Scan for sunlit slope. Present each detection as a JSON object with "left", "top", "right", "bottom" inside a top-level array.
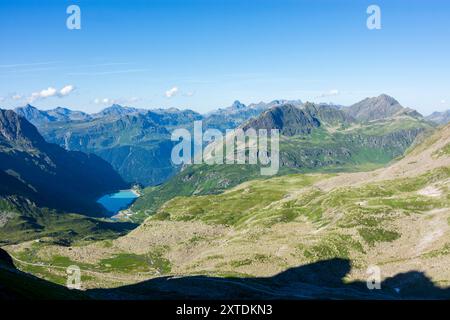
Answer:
[
  {"left": 126, "top": 123, "right": 450, "bottom": 283},
  {"left": 9, "top": 124, "right": 449, "bottom": 292}
]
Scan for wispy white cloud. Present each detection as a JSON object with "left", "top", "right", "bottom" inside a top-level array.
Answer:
[
  {"left": 165, "top": 86, "right": 179, "bottom": 98},
  {"left": 12, "top": 94, "right": 22, "bottom": 101},
  {"left": 0, "top": 61, "right": 61, "bottom": 68},
  {"left": 93, "top": 97, "right": 141, "bottom": 105},
  {"left": 77, "top": 62, "right": 132, "bottom": 68},
  {"left": 28, "top": 85, "right": 76, "bottom": 102},
  {"left": 129, "top": 97, "right": 140, "bottom": 103},
  {"left": 68, "top": 69, "right": 150, "bottom": 76},
  {"left": 0, "top": 62, "right": 134, "bottom": 76},
  {"left": 59, "top": 85, "right": 75, "bottom": 96},
  {"left": 317, "top": 89, "right": 340, "bottom": 98},
  {"left": 94, "top": 98, "right": 117, "bottom": 105},
  {"left": 441, "top": 99, "right": 446, "bottom": 104},
  {"left": 41, "top": 87, "right": 58, "bottom": 98}
]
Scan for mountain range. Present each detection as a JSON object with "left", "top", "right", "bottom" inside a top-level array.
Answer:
[
  {"left": 4, "top": 94, "right": 437, "bottom": 224},
  {"left": 11, "top": 95, "right": 444, "bottom": 189}
]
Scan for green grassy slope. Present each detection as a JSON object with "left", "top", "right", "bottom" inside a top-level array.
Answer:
[
  {"left": 131, "top": 118, "right": 433, "bottom": 222},
  {"left": 0, "top": 197, "right": 137, "bottom": 246}
]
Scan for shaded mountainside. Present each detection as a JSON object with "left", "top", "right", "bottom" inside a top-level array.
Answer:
[
  {"left": 243, "top": 103, "right": 320, "bottom": 136},
  {"left": 4, "top": 123, "right": 449, "bottom": 299},
  {"left": 88, "top": 258, "right": 450, "bottom": 300},
  {"left": 303, "top": 102, "right": 355, "bottom": 127},
  {"left": 0, "top": 109, "right": 126, "bottom": 215}
]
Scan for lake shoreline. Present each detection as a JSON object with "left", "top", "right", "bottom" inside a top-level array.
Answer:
[{"left": 97, "top": 189, "right": 140, "bottom": 218}]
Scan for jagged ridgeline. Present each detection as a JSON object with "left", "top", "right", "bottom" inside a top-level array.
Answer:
[{"left": 132, "top": 96, "right": 434, "bottom": 220}]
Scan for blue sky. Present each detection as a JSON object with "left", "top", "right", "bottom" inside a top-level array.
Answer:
[{"left": 0, "top": 0, "right": 449, "bottom": 115}]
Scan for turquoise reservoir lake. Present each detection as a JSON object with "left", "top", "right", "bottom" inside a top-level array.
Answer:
[{"left": 97, "top": 190, "right": 138, "bottom": 216}]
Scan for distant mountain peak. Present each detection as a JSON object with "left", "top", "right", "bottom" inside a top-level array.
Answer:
[
  {"left": 94, "top": 104, "right": 140, "bottom": 118},
  {"left": 53, "top": 106, "right": 70, "bottom": 111},
  {"left": 109, "top": 103, "right": 124, "bottom": 109},
  {"left": 426, "top": 109, "right": 450, "bottom": 125},
  {"left": 17, "top": 104, "right": 40, "bottom": 112},
  {"left": 345, "top": 94, "right": 421, "bottom": 122},
  {"left": 376, "top": 94, "right": 400, "bottom": 105},
  {"left": 231, "top": 100, "right": 246, "bottom": 109},
  {"left": 14, "top": 104, "right": 56, "bottom": 125},
  {"left": 101, "top": 104, "right": 127, "bottom": 112}
]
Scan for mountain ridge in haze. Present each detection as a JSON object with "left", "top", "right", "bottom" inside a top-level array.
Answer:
[
  {"left": 426, "top": 110, "right": 450, "bottom": 125},
  {"left": 10, "top": 94, "right": 436, "bottom": 187}
]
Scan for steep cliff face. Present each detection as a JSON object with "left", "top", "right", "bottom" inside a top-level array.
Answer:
[
  {"left": 243, "top": 103, "right": 321, "bottom": 136},
  {"left": 0, "top": 107, "right": 47, "bottom": 148},
  {"left": 279, "top": 127, "right": 427, "bottom": 169},
  {"left": 303, "top": 102, "right": 355, "bottom": 127}
]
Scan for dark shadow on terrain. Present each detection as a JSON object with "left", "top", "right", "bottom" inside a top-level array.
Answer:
[
  {"left": 0, "top": 248, "right": 87, "bottom": 299},
  {"left": 91, "top": 258, "right": 450, "bottom": 300},
  {"left": 1, "top": 248, "right": 449, "bottom": 300}
]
